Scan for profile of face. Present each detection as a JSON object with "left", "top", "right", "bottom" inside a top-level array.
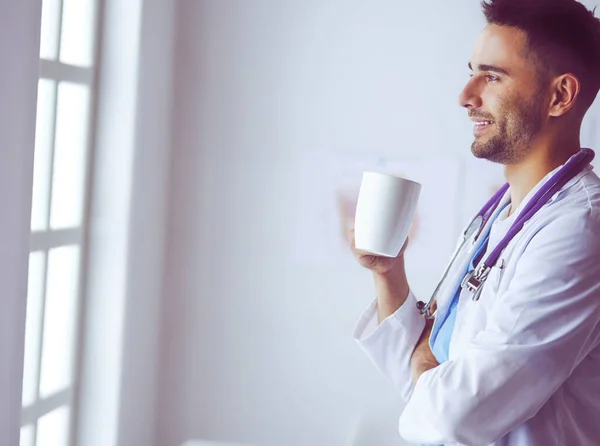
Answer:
[{"left": 459, "top": 25, "right": 550, "bottom": 164}]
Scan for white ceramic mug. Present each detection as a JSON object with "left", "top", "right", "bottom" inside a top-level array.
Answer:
[{"left": 354, "top": 171, "right": 421, "bottom": 257}]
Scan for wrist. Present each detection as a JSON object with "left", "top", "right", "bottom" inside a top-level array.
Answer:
[
  {"left": 374, "top": 253, "right": 407, "bottom": 278},
  {"left": 373, "top": 262, "right": 410, "bottom": 305}
]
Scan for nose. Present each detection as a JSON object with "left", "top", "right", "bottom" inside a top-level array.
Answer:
[{"left": 458, "top": 77, "right": 482, "bottom": 109}]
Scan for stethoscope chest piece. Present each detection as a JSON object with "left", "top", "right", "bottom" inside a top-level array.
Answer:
[
  {"left": 461, "top": 264, "right": 491, "bottom": 301},
  {"left": 417, "top": 148, "right": 595, "bottom": 316}
]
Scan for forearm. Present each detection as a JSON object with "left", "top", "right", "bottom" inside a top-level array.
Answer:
[
  {"left": 373, "top": 259, "right": 410, "bottom": 324},
  {"left": 353, "top": 284, "right": 426, "bottom": 401}
]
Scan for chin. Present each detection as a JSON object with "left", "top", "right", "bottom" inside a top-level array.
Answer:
[
  {"left": 471, "top": 141, "right": 503, "bottom": 164},
  {"left": 471, "top": 142, "right": 488, "bottom": 159}
]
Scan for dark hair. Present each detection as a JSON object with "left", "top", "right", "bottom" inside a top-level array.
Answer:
[{"left": 481, "top": 0, "right": 600, "bottom": 111}]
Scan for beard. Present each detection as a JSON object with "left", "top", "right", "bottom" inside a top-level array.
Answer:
[{"left": 471, "top": 91, "right": 545, "bottom": 165}]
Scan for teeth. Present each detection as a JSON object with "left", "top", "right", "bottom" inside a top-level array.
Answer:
[{"left": 476, "top": 121, "right": 492, "bottom": 125}]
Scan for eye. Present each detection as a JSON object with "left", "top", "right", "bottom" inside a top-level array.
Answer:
[{"left": 486, "top": 74, "right": 500, "bottom": 82}]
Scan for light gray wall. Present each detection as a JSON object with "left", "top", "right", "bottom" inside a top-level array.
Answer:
[
  {"left": 157, "top": 2, "right": 482, "bottom": 446},
  {"left": 0, "top": 2, "right": 41, "bottom": 445},
  {"left": 155, "top": 1, "right": 600, "bottom": 446},
  {"left": 76, "top": 1, "right": 175, "bottom": 446},
  {"left": 116, "top": 0, "right": 175, "bottom": 444}
]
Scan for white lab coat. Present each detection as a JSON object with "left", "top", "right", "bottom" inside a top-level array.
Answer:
[{"left": 354, "top": 159, "right": 600, "bottom": 446}]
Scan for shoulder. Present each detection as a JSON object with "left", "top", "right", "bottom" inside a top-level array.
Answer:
[
  {"left": 555, "top": 168, "right": 600, "bottom": 213},
  {"left": 524, "top": 171, "right": 600, "bottom": 266}
]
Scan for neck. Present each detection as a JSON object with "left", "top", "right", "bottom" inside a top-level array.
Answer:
[{"left": 504, "top": 138, "right": 581, "bottom": 216}]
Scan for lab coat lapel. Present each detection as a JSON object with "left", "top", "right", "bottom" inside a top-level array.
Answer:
[{"left": 431, "top": 193, "right": 510, "bottom": 340}]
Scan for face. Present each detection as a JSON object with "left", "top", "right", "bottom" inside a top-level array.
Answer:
[{"left": 459, "top": 25, "right": 549, "bottom": 164}]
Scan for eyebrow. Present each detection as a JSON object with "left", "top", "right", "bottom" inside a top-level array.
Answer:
[{"left": 468, "top": 62, "right": 510, "bottom": 76}]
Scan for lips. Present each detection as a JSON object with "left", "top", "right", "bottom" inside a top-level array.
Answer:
[{"left": 471, "top": 118, "right": 495, "bottom": 134}]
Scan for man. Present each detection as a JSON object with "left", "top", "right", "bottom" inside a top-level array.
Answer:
[{"left": 349, "top": 1, "right": 600, "bottom": 445}]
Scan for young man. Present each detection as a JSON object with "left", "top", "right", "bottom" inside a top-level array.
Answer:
[{"left": 350, "top": 1, "right": 600, "bottom": 445}]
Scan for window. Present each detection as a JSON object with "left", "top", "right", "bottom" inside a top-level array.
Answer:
[{"left": 21, "top": 0, "right": 99, "bottom": 445}]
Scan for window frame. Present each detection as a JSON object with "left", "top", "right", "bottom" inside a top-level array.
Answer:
[{"left": 21, "top": 0, "right": 102, "bottom": 444}]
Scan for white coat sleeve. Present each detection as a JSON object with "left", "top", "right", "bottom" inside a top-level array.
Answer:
[
  {"left": 398, "top": 211, "right": 600, "bottom": 446},
  {"left": 353, "top": 290, "right": 426, "bottom": 402}
]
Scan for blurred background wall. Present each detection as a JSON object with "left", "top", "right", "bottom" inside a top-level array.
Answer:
[
  {"left": 153, "top": 1, "right": 598, "bottom": 446},
  {"left": 12, "top": 1, "right": 600, "bottom": 446}
]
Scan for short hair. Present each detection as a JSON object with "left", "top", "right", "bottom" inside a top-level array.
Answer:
[{"left": 481, "top": 0, "right": 600, "bottom": 111}]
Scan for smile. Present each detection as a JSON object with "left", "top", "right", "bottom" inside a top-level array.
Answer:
[{"left": 473, "top": 120, "right": 494, "bottom": 134}]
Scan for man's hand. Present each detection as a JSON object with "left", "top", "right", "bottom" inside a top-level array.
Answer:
[
  {"left": 348, "top": 229, "right": 411, "bottom": 322},
  {"left": 410, "top": 318, "right": 439, "bottom": 385},
  {"left": 348, "top": 228, "right": 409, "bottom": 275}
]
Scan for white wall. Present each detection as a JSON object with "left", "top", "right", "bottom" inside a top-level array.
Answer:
[
  {"left": 0, "top": 2, "right": 41, "bottom": 445},
  {"left": 156, "top": 1, "right": 600, "bottom": 446},
  {"left": 157, "top": 2, "right": 483, "bottom": 446},
  {"left": 115, "top": 0, "right": 175, "bottom": 444},
  {"left": 76, "top": 1, "right": 175, "bottom": 446}
]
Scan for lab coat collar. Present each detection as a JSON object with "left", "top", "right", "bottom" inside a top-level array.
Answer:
[
  {"left": 432, "top": 149, "right": 593, "bottom": 336},
  {"left": 500, "top": 149, "right": 594, "bottom": 222}
]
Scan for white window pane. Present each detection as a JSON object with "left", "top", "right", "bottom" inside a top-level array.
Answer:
[
  {"left": 39, "top": 247, "right": 80, "bottom": 398},
  {"left": 50, "top": 83, "right": 90, "bottom": 230},
  {"left": 39, "top": 0, "right": 62, "bottom": 60},
  {"left": 20, "top": 424, "right": 35, "bottom": 446},
  {"left": 22, "top": 252, "right": 47, "bottom": 407},
  {"left": 59, "top": 0, "right": 96, "bottom": 67},
  {"left": 31, "top": 80, "right": 56, "bottom": 231},
  {"left": 36, "top": 406, "right": 70, "bottom": 446}
]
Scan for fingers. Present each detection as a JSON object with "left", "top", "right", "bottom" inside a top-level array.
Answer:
[
  {"left": 347, "top": 228, "right": 364, "bottom": 255},
  {"left": 348, "top": 228, "right": 369, "bottom": 257},
  {"left": 347, "top": 227, "right": 355, "bottom": 246},
  {"left": 399, "top": 236, "right": 410, "bottom": 256},
  {"left": 348, "top": 228, "right": 379, "bottom": 268}
]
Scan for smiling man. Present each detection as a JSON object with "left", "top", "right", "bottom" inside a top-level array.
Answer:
[
  {"left": 466, "top": 31, "right": 547, "bottom": 167},
  {"left": 349, "top": 1, "right": 600, "bottom": 445}
]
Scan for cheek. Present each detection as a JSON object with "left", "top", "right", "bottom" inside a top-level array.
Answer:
[
  {"left": 481, "top": 90, "right": 504, "bottom": 116},
  {"left": 490, "top": 91, "right": 515, "bottom": 122}
]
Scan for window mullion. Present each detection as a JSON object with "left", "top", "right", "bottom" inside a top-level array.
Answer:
[
  {"left": 21, "top": 389, "right": 72, "bottom": 426},
  {"left": 39, "top": 61, "right": 93, "bottom": 85},
  {"left": 56, "top": 0, "right": 65, "bottom": 63},
  {"left": 24, "top": 0, "right": 102, "bottom": 443},
  {"left": 43, "top": 80, "right": 59, "bottom": 232},
  {"left": 30, "top": 228, "right": 82, "bottom": 251}
]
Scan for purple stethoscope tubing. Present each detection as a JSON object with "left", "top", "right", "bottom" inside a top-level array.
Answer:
[
  {"left": 418, "top": 148, "right": 595, "bottom": 318},
  {"left": 483, "top": 148, "right": 595, "bottom": 269}
]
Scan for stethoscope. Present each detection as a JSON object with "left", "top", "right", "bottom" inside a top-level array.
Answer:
[{"left": 416, "top": 148, "right": 595, "bottom": 320}]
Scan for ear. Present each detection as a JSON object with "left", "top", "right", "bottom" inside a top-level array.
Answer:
[{"left": 548, "top": 74, "right": 580, "bottom": 117}]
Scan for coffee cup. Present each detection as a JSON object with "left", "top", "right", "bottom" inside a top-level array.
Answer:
[{"left": 354, "top": 172, "right": 421, "bottom": 257}]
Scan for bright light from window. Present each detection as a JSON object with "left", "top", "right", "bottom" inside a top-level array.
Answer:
[
  {"left": 50, "top": 82, "right": 90, "bottom": 230},
  {"left": 31, "top": 80, "right": 56, "bottom": 231},
  {"left": 36, "top": 406, "right": 70, "bottom": 446},
  {"left": 20, "top": 424, "right": 35, "bottom": 446},
  {"left": 59, "top": 0, "right": 96, "bottom": 67},
  {"left": 39, "top": 0, "right": 61, "bottom": 60},
  {"left": 22, "top": 252, "right": 47, "bottom": 407},
  {"left": 39, "top": 246, "right": 80, "bottom": 398},
  {"left": 26, "top": 0, "right": 98, "bottom": 435}
]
